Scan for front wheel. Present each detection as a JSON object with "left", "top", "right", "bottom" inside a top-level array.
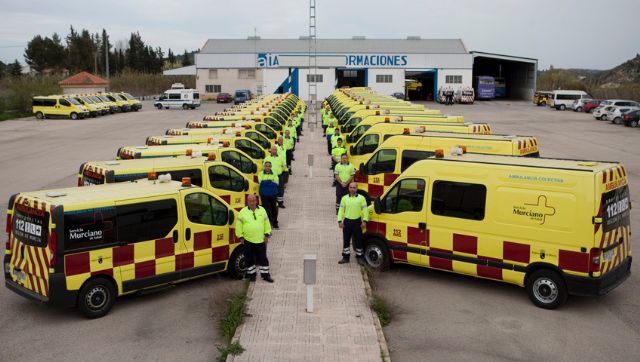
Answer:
[
  {"left": 576, "top": 106, "right": 583, "bottom": 112},
  {"left": 35, "top": 112, "right": 44, "bottom": 119},
  {"left": 364, "top": 239, "right": 390, "bottom": 271},
  {"left": 156, "top": 104, "right": 163, "bottom": 110},
  {"left": 613, "top": 117, "right": 622, "bottom": 125},
  {"left": 182, "top": 104, "right": 189, "bottom": 110},
  {"left": 77, "top": 278, "right": 116, "bottom": 318},
  {"left": 227, "top": 246, "right": 246, "bottom": 279},
  {"left": 70, "top": 112, "right": 78, "bottom": 120},
  {"left": 559, "top": 104, "right": 566, "bottom": 110},
  {"left": 526, "top": 269, "right": 567, "bottom": 309},
  {"left": 631, "top": 120, "right": 639, "bottom": 128}
]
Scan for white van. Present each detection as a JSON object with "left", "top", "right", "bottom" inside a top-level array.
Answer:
[
  {"left": 549, "top": 90, "right": 591, "bottom": 110},
  {"left": 154, "top": 88, "right": 201, "bottom": 110}
]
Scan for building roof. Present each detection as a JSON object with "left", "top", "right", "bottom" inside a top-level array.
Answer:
[
  {"left": 163, "top": 65, "right": 197, "bottom": 76},
  {"left": 200, "top": 38, "right": 468, "bottom": 54},
  {"left": 59, "top": 71, "right": 109, "bottom": 86},
  {"left": 470, "top": 51, "right": 538, "bottom": 64}
]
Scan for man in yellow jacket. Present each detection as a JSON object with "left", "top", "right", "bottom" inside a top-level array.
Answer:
[
  {"left": 236, "top": 195, "right": 274, "bottom": 282},
  {"left": 337, "top": 182, "right": 369, "bottom": 265}
]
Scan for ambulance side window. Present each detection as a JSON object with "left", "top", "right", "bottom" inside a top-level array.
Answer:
[
  {"left": 256, "top": 125, "right": 276, "bottom": 139},
  {"left": 366, "top": 149, "right": 397, "bottom": 174},
  {"left": 247, "top": 132, "right": 269, "bottom": 149},
  {"left": 235, "top": 139, "right": 265, "bottom": 159},
  {"left": 354, "top": 134, "right": 379, "bottom": 155},
  {"left": 64, "top": 209, "right": 117, "bottom": 251},
  {"left": 116, "top": 200, "right": 178, "bottom": 243},
  {"left": 59, "top": 99, "right": 70, "bottom": 107},
  {"left": 381, "top": 179, "right": 426, "bottom": 214},
  {"left": 184, "top": 192, "right": 228, "bottom": 226},
  {"left": 401, "top": 150, "right": 435, "bottom": 172},
  {"left": 166, "top": 169, "right": 203, "bottom": 186},
  {"left": 209, "top": 165, "right": 245, "bottom": 192},
  {"left": 431, "top": 181, "right": 486, "bottom": 220}
]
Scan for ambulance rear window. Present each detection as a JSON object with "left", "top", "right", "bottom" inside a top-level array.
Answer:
[
  {"left": 12, "top": 203, "right": 49, "bottom": 246},
  {"left": 601, "top": 185, "right": 630, "bottom": 232}
]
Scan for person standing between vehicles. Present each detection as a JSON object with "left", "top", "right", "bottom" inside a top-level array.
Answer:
[
  {"left": 276, "top": 137, "right": 289, "bottom": 184},
  {"left": 322, "top": 108, "right": 331, "bottom": 137},
  {"left": 326, "top": 121, "right": 336, "bottom": 154},
  {"left": 331, "top": 138, "right": 347, "bottom": 171},
  {"left": 258, "top": 161, "right": 279, "bottom": 229},
  {"left": 236, "top": 194, "right": 274, "bottom": 282},
  {"left": 264, "top": 145, "right": 287, "bottom": 208},
  {"left": 286, "top": 120, "right": 298, "bottom": 147},
  {"left": 283, "top": 130, "right": 295, "bottom": 174},
  {"left": 337, "top": 182, "right": 369, "bottom": 265},
  {"left": 331, "top": 128, "right": 344, "bottom": 149},
  {"left": 334, "top": 153, "right": 355, "bottom": 213}
]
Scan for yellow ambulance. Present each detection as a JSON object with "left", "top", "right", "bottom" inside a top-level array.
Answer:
[
  {"left": 353, "top": 134, "right": 540, "bottom": 202},
  {"left": 79, "top": 158, "right": 258, "bottom": 210},
  {"left": 364, "top": 152, "right": 631, "bottom": 309},
  {"left": 5, "top": 178, "right": 243, "bottom": 318},
  {"left": 147, "top": 129, "right": 274, "bottom": 150},
  {"left": 340, "top": 109, "right": 445, "bottom": 133},
  {"left": 343, "top": 114, "right": 466, "bottom": 143},
  {"left": 32, "top": 96, "right": 90, "bottom": 120},
  {"left": 167, "top": 122, "right": 279, "bottom": 143}
]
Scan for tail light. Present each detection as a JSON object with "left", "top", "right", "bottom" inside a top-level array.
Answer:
[
  {"left": 48, "top": 230, "right": 57, "bottom": 267},
  {"left": 589, "top": 247, "right": 601, "bottom": 273},
  {"left": 5, "top": 215, "right": 12, "bottom": 250},
  {"left": 77, "top": 177, "right": 83, "bottom": 187}
]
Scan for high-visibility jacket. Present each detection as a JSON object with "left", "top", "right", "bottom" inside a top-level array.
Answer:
[
  {"left": 334, "top": 162, "right": 356, "bottom": 183},
  {"left": 337, "top": 194, "right": 369, "bottom": 222},
  {"left": 264, "top": 155, "right": 285, "bottom": 175},
  {"left": 236, "top": 206, "right": 272, "bottom": 243},
  {"left": 331, "top": 146, "right": 347, "bottom": 161},
  {"left": 258, "top": 171, "right": 279, "bottom": 197},
  {"left": 283, "top": 136, "right": 295, "bottom": 151}
]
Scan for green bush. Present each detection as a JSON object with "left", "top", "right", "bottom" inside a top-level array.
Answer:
[
  {"left": 0, "top": 76, "right": 63, "bottom": 118},
  {"left": 109, "top": 71, "right": 195, "bottom": 96}
]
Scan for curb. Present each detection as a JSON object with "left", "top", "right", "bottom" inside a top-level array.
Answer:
[
  {"left": 226, "top": 280, "right": 256, "bottom": 362},
  {"left": 361, "top": 267, "right": 392, "bottom": 362}
]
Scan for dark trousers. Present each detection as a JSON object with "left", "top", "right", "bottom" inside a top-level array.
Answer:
[
  {"left": 322, "top": 125, "right": 327, "bottom": 136},
  {"left": 244, "top": 242, "right": 270, "bottom": 279},
  {"left": 261, "top": 195, "right": 278, "bottom": 227},
  {"left": 342, "top": 218, "right": 363, "bottom": 260},
  {"left": 335, "top": 182, "right": 348, "bottom": 210},
  {"left": 286, "top": 150, "right": 293, "bottom": 173},
  {"left": 277, "top": 174, "right": 285, "bottom": 203},
  {"left": 326, "top": 135, "right": 333, "bottom": 154}
]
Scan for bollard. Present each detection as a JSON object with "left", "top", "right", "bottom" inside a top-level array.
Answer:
[
  {"left": 303, "top": 254, "right": 317, "bottom": 313},
  {"left": 308, "top": 154, "right": 314, "bottom": 179}
]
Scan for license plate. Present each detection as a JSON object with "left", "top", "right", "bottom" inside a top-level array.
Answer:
[{"left": 603, "top": 249, "right": 615, "bottom": 262}]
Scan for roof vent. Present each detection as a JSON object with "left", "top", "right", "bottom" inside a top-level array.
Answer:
[
  {"left": 407, "top": 36, "right": 421, "bottom": 40},
  {"left": 352, "top": 36, "right": 366, "bottom": 40}
]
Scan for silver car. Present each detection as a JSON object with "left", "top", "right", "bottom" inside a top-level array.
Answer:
[
  {"left": 608, "top": 106, "right": 640, "bottom": 125},
  {"left": 593, "top": 105, "right": 615, "bottom": 120}
]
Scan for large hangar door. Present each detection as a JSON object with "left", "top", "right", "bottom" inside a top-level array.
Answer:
[
  {"left": 336, "top": 69, "right": 367, "bottom": 88},
  {"left": 472, "top": 54, "right": 536, "bottom": 101},
  {"left": 404, "top": 70, "right": 435, "bottom": 101}
]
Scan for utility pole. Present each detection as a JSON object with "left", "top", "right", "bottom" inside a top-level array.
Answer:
[{"left": 308, "top": 0, "right": 318, "bottom": 129}]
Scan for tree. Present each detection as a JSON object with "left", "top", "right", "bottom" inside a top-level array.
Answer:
[
  {"left": 101, "top": 29, "right": 111, "bottom": 77},
  {"left": 47, "top": 33, "right": 66, "bottom": 71},
  {"left": 0, "top": 60, "right": 6, "bottom": 79},
  {"left": 24, "top": 35, "right": 47, "bottom": 73},
  {"left": 126, "top": 32, "right": 146, "bottom": 71},
  {"left": 167, "top": 48, "right": 175, "bottom": 66},
  {"left": 8, "top": 60, "right": 23, "bottom": 77},
  {"left": 182, "top": 50, "right": 192, "bottom": 66}
]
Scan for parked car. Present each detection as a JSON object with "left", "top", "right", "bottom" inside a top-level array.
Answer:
[
  {"left": 216, "top": 92, "right": 233, "bottom": 103},
  {"left": 533, "top": 91, "right": 552, "bottom": 106},
  {"left": 622, "top": 109, "right": 640, "bottom": 127},
  {"left": 594, "top": 106, "right": 615, "bottom": 120},
  {"left": 234, "top": 89, "right": 252, "bottom": 104},
  {"left": 549, "top": 90, "right": 591, "bottom": 110},
  {"left": 572, "top": 98, "right": 592, "bottom": 112},
  {"left": 582, "top": 99, "right": 602, "bottom": 113},
  {"left": 391, "top": 92, "right": 405, "bottom": 100},
  {"left": 608, "top": 106, "right": 640, "bottom": 125}
]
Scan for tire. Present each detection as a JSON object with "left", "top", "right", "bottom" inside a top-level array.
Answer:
[
  {"left": 35, "top": 112, "right": 44, "bottom": 119},
  {"left": 631, "top": 120, "right": 639, "bottom": 128},
  {"left": 601, "top": 115, "right": 607, "bottom": 121},
  {"left": 595, "top": 116, "right": 601, "bottom": 120},
  {"left": 70, "top": 112, "right": 78, "bottom": 120},
  {"left": 156, "top": 104, "right": 163, "bottom": 110},
  {"left": 576, "top": 106, "right": 583, "bottom": 112},
  {"left": 613, "top": 117, "right": 622, "bottom": 125},
  {"left": 526, "top": 269, "right": 567, "bottom": 309},
  {"left": 559, "top": 104, "right": 566, "bottom": 110},
  {"left": 77, "top": 278, "right": 117, "bottom": 318},
  {"left": 364, "top": 238, "right": 391, "bottom": 271},
  {"left": 226, "top": 245, "right": 246, "bottom": 279},
  {"left": 182, "top": 104, "right": 189, "bottom": 110}
]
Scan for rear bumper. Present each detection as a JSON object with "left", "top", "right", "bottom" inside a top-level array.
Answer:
[
  {"left": 5, "top": 272, "right": 77, "bottom": 308},
  {"left": 564, "top": 257, "right": 632, "bottom": 297}
]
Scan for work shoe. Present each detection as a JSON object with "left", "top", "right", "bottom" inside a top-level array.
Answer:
[
  {"left": 278, "top": 203, "right": 286, "bottom": 209},
  {"left": 246, "top": 275, "right": 256, "bottom": 282},
  {"left": 273, "top": 223, "right": 280, "bottom": 230},
  {"left": 357, "top": 257, "right": 365, "bottom": 266},
  {"left": 262, "top": 275, "right": 275, "bottom": 283},
  {"left": 338, "top": 258, "right": 350, "bottom": 264}
]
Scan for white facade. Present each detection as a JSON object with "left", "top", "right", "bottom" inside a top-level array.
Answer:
[{"left": 195, "top": 39, "right": 474, "bottom": 101}]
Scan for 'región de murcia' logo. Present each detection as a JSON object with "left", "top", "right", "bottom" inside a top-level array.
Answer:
[{"left": 513, "top": 195, "right": 556, "bottom": 225}]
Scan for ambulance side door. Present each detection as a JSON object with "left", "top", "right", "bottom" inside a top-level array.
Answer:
[
  {"left": 377, "top": 178, "right": 429, "bottom": 266},
  {"left": 180, "top": 189, "right": 231, "bottom": 272}
]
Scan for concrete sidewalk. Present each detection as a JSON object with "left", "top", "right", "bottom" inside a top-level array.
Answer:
[{"left": 230, "top": 122, "right": 388, "bottom": 361}]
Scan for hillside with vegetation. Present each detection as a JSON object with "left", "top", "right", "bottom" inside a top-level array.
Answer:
[{"left": 537, "top": 54, "right": 640, "bottom": 100}]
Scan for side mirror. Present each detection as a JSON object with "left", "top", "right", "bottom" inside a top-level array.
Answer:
[
  {"left": 252, "top": 163, "right": 258, "bottom": 173},
  {"left": 244, "top": 179, "right": 250, "bottom": 191},
  {"left": 350, "top": 145, "right": 354, "bottom": 154},
  {"left": 228, "top": 210, "right": 235, "bottom": 225},
  {"left": 373, "top": 197, "right": 382, "bottom": 214}
]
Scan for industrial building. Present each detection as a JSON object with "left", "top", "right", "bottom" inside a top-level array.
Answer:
[{"left": 195, "top": 37, "right": 537, "bottom": 102}]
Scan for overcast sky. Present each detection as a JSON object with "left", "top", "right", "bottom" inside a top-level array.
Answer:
[{"left": 0, "top": 0, "right": 638, "bottom": 70}]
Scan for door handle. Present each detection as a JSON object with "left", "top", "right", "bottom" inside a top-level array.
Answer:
[
  {"left": 185, "top": 228, "right": 191, "bottom": 241},
  {"left": 172, "top": 230, "right": 179, "bottom": 243},
  {"left": 418, "top": 222, "right": 426, "bottom": 230}
]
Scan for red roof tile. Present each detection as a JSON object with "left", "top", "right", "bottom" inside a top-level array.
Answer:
[{"left": 59, "top": 71, "right": 109, "bottom": 86}]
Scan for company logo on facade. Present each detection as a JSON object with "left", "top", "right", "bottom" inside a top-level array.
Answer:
[
  {"left": 257, "top": 53, "right": 280, "bottom": 67},
  {"left": 345, "top": 54, "right": 408, "bottom": 67}
]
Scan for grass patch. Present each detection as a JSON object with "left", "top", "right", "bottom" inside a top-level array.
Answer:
[
  {"left": 370, "top": 294, "right": 391, "bottom": 327},
  {"left": 216, "top": 281, "right": 249, "bottom": 361}
]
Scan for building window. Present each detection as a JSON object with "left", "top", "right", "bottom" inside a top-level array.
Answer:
[
  {"left": 205, "top": 85, "right": 221, "bottom": 93},
  {"left": 239, "top": 69, "right": 256, "bottom": 79},
  {"left": 208, "top": 69, "right": 218, "bottom": 79},
  {"left": 376, "top": 74, "right": 393, "bottom": 83},
  {"left": 343, "top": 70, "right": 358, "bottom": 77},
  {"left": 307, "top": 74, "right": 323, "bottom": 83},
  {"left": 446, "top": 75, "right": 462, "bottom": 84}
]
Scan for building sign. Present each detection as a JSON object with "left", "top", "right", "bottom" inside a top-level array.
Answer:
[
  {"left": 344, "top": 54, "right": 408, "bottom": 68},
  {"left": 257, "top": 53, "right": 280, "bottom": 68}
]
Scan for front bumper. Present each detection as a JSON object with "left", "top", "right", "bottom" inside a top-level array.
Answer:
[{"left": 564, "top": 256, "right": 632, "bottom": 297}]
